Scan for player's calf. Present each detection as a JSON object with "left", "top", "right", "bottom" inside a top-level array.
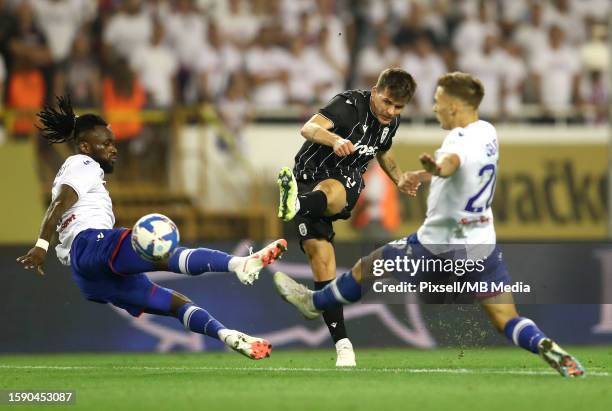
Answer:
[
  {"left": 166, "top": 239, "right": 287, "bottom": 285},
  {"left": 503, "top": 316, "right": 585, "bottom": 378}
]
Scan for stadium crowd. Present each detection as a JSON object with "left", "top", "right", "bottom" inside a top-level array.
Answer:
[{"left": 0, "top": 0, "right": 609, "bottom": 139}]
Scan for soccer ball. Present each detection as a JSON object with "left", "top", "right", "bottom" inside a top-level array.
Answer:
[{"left": 131, "top": 213, "right": 180, "bottom": 262}]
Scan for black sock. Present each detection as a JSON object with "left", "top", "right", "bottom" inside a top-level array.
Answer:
[
  {"left": 315, "top": 280, "right": 348, "bottom": 344},
  {"left": 297, "top": 190, "right": 328, "bottom": 218}
]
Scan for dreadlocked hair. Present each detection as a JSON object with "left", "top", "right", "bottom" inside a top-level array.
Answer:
[{"left": 37, "top": 95, "right": 108, "bottom": 144}]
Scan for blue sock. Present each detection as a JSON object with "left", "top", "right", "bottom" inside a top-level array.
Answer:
[
  {"left": 313, "top": 271, "right": 361, "bottom": 311},
  {"left": 168, "top": 247, "right": 232, "bottom": 275},
  {"left": 178, "top": 303, "right": 226, "bottom": 340},
  {"left": 503, "top": 317, "right": 546, "bottom": 354}
]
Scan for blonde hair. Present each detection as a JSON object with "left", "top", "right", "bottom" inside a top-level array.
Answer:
[{"left": 437, "top": 72, "right": 484, "bottom": 109}]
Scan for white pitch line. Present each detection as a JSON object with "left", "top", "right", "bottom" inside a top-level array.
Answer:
[{"left": 0, "top": 365, "right": 608, "bottom": 377}]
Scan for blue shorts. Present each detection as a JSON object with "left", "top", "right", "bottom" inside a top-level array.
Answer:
[
  {"left": 380, "top": 233, "right": 511, "bottom": 300},
  {"left": 69, "top": 228, "right": 159, "bottom": 317}
]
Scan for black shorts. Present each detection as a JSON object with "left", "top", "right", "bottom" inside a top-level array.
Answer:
[{"left": 293, "top": 173, "right": 363, "bottom": 249}]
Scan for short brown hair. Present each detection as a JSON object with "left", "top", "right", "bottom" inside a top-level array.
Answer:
[
  {"left": 375, "top": 68, "right": 417, "bottom": 103},
  {"left": 437, "top": 72, "right": 484, "bottom": 109}
]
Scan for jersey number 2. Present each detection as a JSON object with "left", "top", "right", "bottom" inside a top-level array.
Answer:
[{"left": 464, "top": 164, "right": 496, "bottom": 213}]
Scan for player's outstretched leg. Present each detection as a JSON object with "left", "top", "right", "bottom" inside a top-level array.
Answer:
[
  {"left": 274, "top": 270, "right": 361, "bottom": 318},
  {"left": 113, "top": 233, "right": 287, "bottom": 285},
  {"left": 168, "top": 239, "right": 287, "bottom": 285},
  {"left": 131, "top": 284, "right": 272, "bottom": 360},
  {"left": 481, "top": 299, "right": 585, "bottom": 378}
]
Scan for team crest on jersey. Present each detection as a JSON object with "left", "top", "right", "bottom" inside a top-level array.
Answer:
[
  {"left": 381, "top": 127, "right": 389, "bottom": 142},
  {"left": 299, "top": 223, "right": 308, "bottom": 236}
]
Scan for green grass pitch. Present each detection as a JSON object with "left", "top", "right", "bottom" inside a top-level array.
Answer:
[{"left": 1, "top": 347, "right": 611, "bottom": 411}]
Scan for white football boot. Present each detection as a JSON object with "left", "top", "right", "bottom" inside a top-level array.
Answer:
[
  {"left": 273, "top": 271, "right": 321, "bottom": 319},
  {"left": 231, "top": 239, "right": 287, "bottom": 285},
  {"left": 335, "top": 338, "right": 357, "bottom": 367},
  {"left": 537, "top": 338, "right": 585, "bottom": 377},
  {"left": 220, "top": 330, "right": 272, "bottom": 360}
]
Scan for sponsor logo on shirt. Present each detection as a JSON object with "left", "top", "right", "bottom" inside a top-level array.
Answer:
[
  {"left": 58, "top": 214, "right": 76, "bottom": 232},
  {"left": 353, "top": 142, "right": 379, "bottom": 156}
]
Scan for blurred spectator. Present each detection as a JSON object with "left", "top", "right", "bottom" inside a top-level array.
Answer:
[
  {"left": 400, "top": 35, "right": 446, "bottom": 116},
  {"left": 393, "top": 1, "right": 441, "bottom": 50},
  {"left": 458, "top": 34, "right": 506, "bottom": 119},
  {"left": 7, "top": 1, "right": 51, "bottom": 69},
  {"left": 311, "top": 0, "right": 350, "bottom": 79},
  {"left": 0, "top": 0, "right": 16, "bottom": 68},
  {"left": 542, "top": 0, "right": 585, "bottom": 45},
  {"left": 513, "top": 1, "right": 548, "bottom": 63},
  {"left": 287, "top": 34, "right": 337, "bottom": 106},
  {"left": 575, "top": 0, "right": 611, "bottom": 23},
  {"left": 452, "top": 0, "right": 499, "bottom": 58},
  {"left": 164, "top": 0, "right": 205, "bottom": 102},
  {"left": 103, "top": 0, "right": 152, "bottom": 60},
  {"left": 0, "top": 52, "right": 4, "bottom": 110},
  {"left": 195, "top": 21, "right": 242, "bottom": 102},
  {"left": 31, "top": 0, "right": 95, "bottom": 64},
  {"left": 356, "top": 29, "right": 399, "bottom": 89},
  {"left": 216, "top": 71, "right": 254, "bottom": 154},
  {"left": 244, "top": 25, "right": 291, "bottom": 108},
  {"left": 500, "top": 38, "right": 527, "bottom": 120},
  {"left": 531, "top": 25, "right": 582, "bottom": 117},
  {"left": 7, "top": 1, "right": 50, "bottom": 137},
  {"left": 581, "top": 23, "right": 609, "bottom": 75},
  {"left": 7, "top": 61, "right": 46, "bottom": 138},
  {"left": 499, "top": 0, "right": 529, "bottom": 28},
  {"left": 130, "top": 20, "right": 178, "bottom": 108},
  {"left": 280, "top": 0, "right": 315, "bottom": 36},
  {"left": 102, "top": 57, "right": 146, "bottom": 180},
  {"left": 364, "top": 0, "right": 410, "bottom": 29},
  {"left": 213, "top": 0, "right": 261, "bottom": 49},
  {"left": 102, "top": 58, "right": 145, "bottom": 143},
  {"left": 580, "top": 23, "right": 609, "bottom": 124},
  {"left": 65, "top": 31, "right": 101, "bottom": 107}
]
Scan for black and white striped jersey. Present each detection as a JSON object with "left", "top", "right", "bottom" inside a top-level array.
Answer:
[{"left": 293, "top": 89, "right": 400, "bottom": 181}]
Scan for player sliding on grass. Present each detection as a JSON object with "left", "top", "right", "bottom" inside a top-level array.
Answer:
[
  {"left": 274, "top": 72, "right": 585, "bottom": 377},
  {"left": 276, "top": 68, "right": 420, "bottom": 366},
  {"left": 16, "top": 96, "right": 287, "bottom": 360}
]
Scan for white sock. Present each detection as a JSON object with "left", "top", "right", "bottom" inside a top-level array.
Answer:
[
  {"left": 218, "top": 328, "right": 233, "bottom": 341},
  {"left": 227, "top": 257, "right": 245, "bottom": 273}
]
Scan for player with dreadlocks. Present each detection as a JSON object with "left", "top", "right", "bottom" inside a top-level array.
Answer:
[{"left": 17, "top": 96, "right": 287, "bottom": 359}]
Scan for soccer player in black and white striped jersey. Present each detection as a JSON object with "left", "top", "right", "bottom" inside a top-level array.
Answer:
[{"left": 277, "top": 68, "right": 421, "bottom": 366}]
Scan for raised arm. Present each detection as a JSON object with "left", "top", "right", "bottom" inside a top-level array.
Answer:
[
  {"left": 16, "top": 184, "right": 78, "bottom": 275},
  {"left": 300, "top": 114, "right": 355, "bottom": 157},
  {"left": 376, "top": 149, "right": 402, "bottom": 185},
  {"left": 419, "top": 152, "right": 460, "bottom": 178},
  {"left": 376, "top": 149, "right": 425, "bottom": 197}
]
